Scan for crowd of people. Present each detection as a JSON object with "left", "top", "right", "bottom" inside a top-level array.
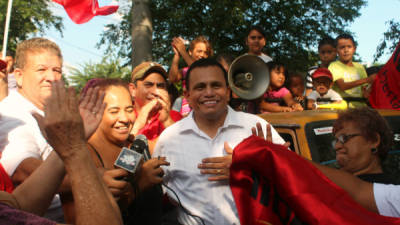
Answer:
[{"left": 0, "top": 23, "right": 398, "bottom": 225}]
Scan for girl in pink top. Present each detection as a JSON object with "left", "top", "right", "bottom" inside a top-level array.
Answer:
[{"left": 259, "top": 61, "right": 303, "bottom": 113}]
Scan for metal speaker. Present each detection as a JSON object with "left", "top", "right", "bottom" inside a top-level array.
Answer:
[{"left": 228, "top": 54, "right": 269, "bottom": 100}]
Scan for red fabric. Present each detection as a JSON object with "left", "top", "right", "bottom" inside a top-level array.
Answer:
[
  {"left": 230, "top": 135, "right": 400, "bottom": 225},
  {"left": 136, "top": 110, "right": 182, "bottom": 140},
  {"left": 369, "top": 42, "right": 400, "bottom": 110},
  {"left": 52, "top": 0, "right": 119, "bottom": 24},
  {"left": 0, "top": 163, "right": 13, "bottom": 193}
]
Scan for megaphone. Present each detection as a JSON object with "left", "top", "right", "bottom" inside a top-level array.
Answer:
[{"left": 228, "top": 54, "right": 269, "bottom": 100}]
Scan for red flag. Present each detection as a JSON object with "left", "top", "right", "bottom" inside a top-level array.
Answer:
[
  {"left": 53, "top": 0, "right": 119, "bottom": 24},
  {"left": 0, "top": 163, "right": 13, "bottom": 193},
  {"left": 230, "top": 136, "right": 400, "bottom": 225},
  {"left": 369, "top": 42, "right": 400, "bottom": 110}
]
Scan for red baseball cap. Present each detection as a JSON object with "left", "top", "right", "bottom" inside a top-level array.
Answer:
[{"left": 312, "top": 68, "right": 333, "bottom": 81}]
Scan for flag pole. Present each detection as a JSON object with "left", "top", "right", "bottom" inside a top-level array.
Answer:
[{"left": 2, "top": 0, "right": 14, "bottom": 59}]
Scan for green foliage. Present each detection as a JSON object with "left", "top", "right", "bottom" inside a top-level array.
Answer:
[
  {"left": 374, "top": 19, "right": 400, "bottom": 62},
  {"left": 99, "top": 0, "right": 366, "bottom": 72},
  {"left": 68, "top": 56, "right": 132, "bottom": 92},
  {"left": 0, "top": 0, "right": 63, "bottom": 54}
]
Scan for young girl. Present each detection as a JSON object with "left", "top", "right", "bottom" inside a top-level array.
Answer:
[
  {"left": 259, "top": 61, "right": 303, "bottom": 113},
  {"left": 245, "top": 25, "right": 272, "bottom": 63},
  {"left": 168, "top": 36, "right": 213, "bottom": 116}
]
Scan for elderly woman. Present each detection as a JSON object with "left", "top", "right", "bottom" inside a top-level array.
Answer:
[{"left": 332, "top": 107, "right": 396, "bottom": 184}]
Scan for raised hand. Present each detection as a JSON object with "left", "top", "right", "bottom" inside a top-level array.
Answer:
[
  {"left": 79, "top": 86, "right": 106, "bottom": 140},
  {"left": 153, "top": 89, "right": 172, "bottom": 126},
  {"left": 251, "top": 122, "right": 291, "bottom": 148},
  {"left": 33, "top": 81, "right": 86, "bottom": 160},
  {"left": 172, "top": 37, "right": 187, "bottom": 55}
]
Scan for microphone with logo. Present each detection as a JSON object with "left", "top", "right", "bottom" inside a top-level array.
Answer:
[
  {"left": 114, "top": 134, "right": 149, "bottom": 174},
  {"left": 114, "top": 135, "right": 162, "bottom": 194}
]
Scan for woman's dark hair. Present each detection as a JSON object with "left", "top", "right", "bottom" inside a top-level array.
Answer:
[
  {"left": 333, "top": 107, "right": 393, "bottom": 161},
  {"left": 266, "top": 61, "right": 285, "bottom": 74},
  {"left": 80, "top": 78, "right": 130, "bottom": 101}
]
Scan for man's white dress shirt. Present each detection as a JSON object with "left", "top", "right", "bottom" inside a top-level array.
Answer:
[{"left": 153, "top": 106, "right": 285, "bottom": 225}]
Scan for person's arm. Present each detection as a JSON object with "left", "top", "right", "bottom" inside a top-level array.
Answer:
[
  {"left": 259, "top": 99, "right": 293, "bottom": 113},
  {"left": 283, "top": 92, "right": 303, "bottom": 111},
  {"left": 334, "top": 74, "right": 375, "bottom": 91},
  {"left": 168, "top": 46, "right": 182, "bottom": 83},
  {"left": 310, "top": 161, "right": 377, "bottom": 213},
  {"left": 8, "top": 152, "right": 64, "bottom": 215},
  {"left": 172, "top": 37, "right": 194, "bottom": 66},
  {"left": 307, "top": 99, "right": 316, "bottom": 110}
]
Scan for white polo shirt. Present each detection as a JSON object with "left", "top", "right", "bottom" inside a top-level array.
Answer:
[
  {"left": 153, "top": 106, "right": 285, "bottom": 225},
  {"left": 0, "top": 91, "right": 63, "bottom": 222}
]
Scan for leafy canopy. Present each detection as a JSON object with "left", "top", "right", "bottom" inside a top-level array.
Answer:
[
  {"left": 99, "top": 0, "right": 367, "bottom": 72},
  {"left": 68, "top": 55, "right": 131, "bottom": 92}
]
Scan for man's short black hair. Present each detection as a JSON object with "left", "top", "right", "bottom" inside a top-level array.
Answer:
[
  {"left": 335, "top": 34, "right": 356, "bottom": 47},
  {"left": 318, "top": 37, "right": 335, "bottom": 50},
  {"left": 185, "top": 58, "right": 228, "bottom": 90}
]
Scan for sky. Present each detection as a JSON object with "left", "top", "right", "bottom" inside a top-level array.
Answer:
[{"left": 42, "top": 0, "right": 400, "bottom": 75}]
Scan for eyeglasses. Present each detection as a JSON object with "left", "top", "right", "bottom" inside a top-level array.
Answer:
[{"left": 332, "top": 133, "right": 361, "bottom": 146}]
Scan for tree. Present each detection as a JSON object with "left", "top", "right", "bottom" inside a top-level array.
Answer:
[
  {"left": 131, "top": 0, "right": 153, "bottom": 67},
  {"left": 99, "top": 0, "right": 367, "bottom": 72},
  {"left": 0, "top": 0, "right": 63, "bottom": 54},
  {"left": 374, "top": 19, "right": 400, "bottom": 62},
  {"left": 68, "top": 55, "right": 131, "bottom": 92}
]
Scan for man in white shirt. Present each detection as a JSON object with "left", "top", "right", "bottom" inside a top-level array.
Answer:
[
  {"left": 0, "top": 38, "right": 69, "bottom": 222},
  {"left": 153, "top": 58, "right": 285, "bottom": 225}
]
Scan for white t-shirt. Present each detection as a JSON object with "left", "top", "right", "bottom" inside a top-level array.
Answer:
[
  {"left": 153, "top": 106, "right": 285, "bottom": 225},
  {"left": 259, "top": 53, "right": 273, "bottom": 63},
  {"left": 307, "top": 89, "right": 343, "bottom": 105},
  {"left": 374, "top": 183, "right": 400, "bottom": 217},
  {"left": 0, "top": 91, "right": 64, "bottom": 222}
]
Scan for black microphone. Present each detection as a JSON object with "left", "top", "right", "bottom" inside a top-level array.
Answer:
[
  {"left": 131, "top": 134, "right": 151, "bottom": 161},
  {"left": 114, "top": 135, "right": 150, "bottom": 174}
]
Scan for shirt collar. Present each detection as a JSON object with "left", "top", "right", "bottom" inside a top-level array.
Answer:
[
  {"left": 180, "top": 106, "right": 243, "bottom": 134},
  {"left": 11, "top": 91, "right": 44, "bottom": 116}
]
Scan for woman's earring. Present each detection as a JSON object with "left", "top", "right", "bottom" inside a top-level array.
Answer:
[{"left": 371, "top": 148, "right": 378, "bottom": 154}]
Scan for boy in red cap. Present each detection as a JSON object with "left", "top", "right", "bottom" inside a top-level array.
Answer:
[{"left": 307, "top": 68, "right": 342, "bottom": 109}]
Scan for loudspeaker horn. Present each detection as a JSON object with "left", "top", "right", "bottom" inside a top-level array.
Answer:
[{"left": 228, "top": 54, "right": 269, "bottom": 100}]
